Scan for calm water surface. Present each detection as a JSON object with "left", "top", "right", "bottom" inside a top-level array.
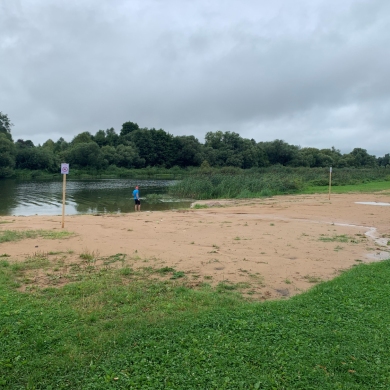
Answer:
[{"left": 0, "top": 179, "right": 192, "bottom": 216}]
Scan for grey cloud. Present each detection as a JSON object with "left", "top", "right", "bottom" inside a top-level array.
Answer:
[{"left": 1, "top": 0, "right": 389, "bottom": 156}]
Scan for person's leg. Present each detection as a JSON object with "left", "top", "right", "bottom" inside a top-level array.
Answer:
[{"left": 134, "top": 200, "right": 137, "bottom": 212}]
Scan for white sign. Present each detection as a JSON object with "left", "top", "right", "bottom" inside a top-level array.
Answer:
[
  {"left": 330, "top": 167, "right": 332, "bottom": 173},
  {"left": 61, "top": 163, "right": 69, "bottom": 175}
]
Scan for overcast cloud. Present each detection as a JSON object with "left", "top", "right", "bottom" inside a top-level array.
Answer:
[{"left": 1, "top": 0, "right": 389, "bottom": 156}]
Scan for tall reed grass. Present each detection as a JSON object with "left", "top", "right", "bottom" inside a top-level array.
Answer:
[{"left": 169, "top": 167, "right": 390, "bottom": 199}]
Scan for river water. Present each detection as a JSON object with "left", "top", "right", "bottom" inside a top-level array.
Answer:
[{"left": 0, "top": 179, "right": 192, "bottom": 216}]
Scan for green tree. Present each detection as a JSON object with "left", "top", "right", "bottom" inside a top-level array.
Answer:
[
  {"left": 261, "top": 140, "right": 299, "bottom": 166},
  {"left": 291, "top": 147, "right": 334, "bottom": 167},
  {"left": 205, "top": 131, "right": 224, "bottom": 149},
  {"left": 105, "top": 128, "right": 119, "bottom": 147},
  {"left": 15, "top": 139, "right": 35, "bottom": 149},
  {"left": 172, "top": 136, "right": 204, "bottom": 167},
  {"left": 71, "top": 132, "right": 93, "bottom": 145},
  {"left": 65, "top": 142, "right": 105, "bottom": 169},
  {"left": 42, "top": 139, "right": 56, "bottom": 151},
  {"left": 0, "top": 133, "right": 15, "bottom": 177},
  {"left": 15, "top": 147, "right": 57, "bottom": 171},
  {"left": 125, "top": 128, "right": 175, "bottom": 167},
  {"left": 349, "top": 148, "right": 377, "bottom": 167},
  {"left": 378, "top": 153, "right": 390, "bottom": 167},
  {"left": 53, "top": 137, "right": 69, "bottom": 154},
  {"left": 0, "top": 111, "right": 13, "bottom": 141},
  {"left": 120, "top": 121, "right": 139, "bottom": 137},
  {"left": 338, "top": 148, "right": 377, "bottom": 168},
  {"left": 101, "top": 145, "right": 119, "bottom": 166},
  {"left": 116, "top": 144, "right": 144, "bottom": 168},
  {"left": 255, "top": 144, "right": 270, "bottom": 167},
  {"left": 93, "top": 130, "right": 108, "bottom": 147}
]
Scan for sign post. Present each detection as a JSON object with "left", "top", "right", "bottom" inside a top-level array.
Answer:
[
  {"left": 328, "top": 166, "right": 332, "bottom": 200},
  {"left": 61, "top": 163, "right": 69, "bottom": 228}
]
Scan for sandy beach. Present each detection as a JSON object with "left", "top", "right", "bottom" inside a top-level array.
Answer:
[{"left": 1, "top": 192, "right": 390, "bottom": 300}]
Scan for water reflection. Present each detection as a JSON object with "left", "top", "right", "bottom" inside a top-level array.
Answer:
[{"left": 0, "top": 179, "right": 192, "bottom": 216}]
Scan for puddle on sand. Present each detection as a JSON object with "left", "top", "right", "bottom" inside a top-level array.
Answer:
[
  {"left": 355, "top": 202, "right": 390, "bottom": 206},
  {"left": 366, "top": 251, "right": 390, "bottom": 261},
  {"left": 334, "top": 223, "right": 390, "bottom": 261}
]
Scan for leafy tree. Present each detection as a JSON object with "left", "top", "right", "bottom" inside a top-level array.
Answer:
[
  {"left": 290, "top": 147, "right": 333, "bottom": 167},
  {"left": 0, "top": 133, "right": 15, "bottom": 177},
  {"left": 226, "top": 151, "right": 244, "bottom": 167},
  {"left": 255, "top": 144, "right": 270, "bottom": 167},
  {"left": 349, "top": 148, "right": 377, "bottom": 167},
  {"left": 125, "top": 128, "right": 175, "bottom": 167},
  {"left": 261, "top": 140, "right": 299, "bottom": 166},
  {"left": 53, "top": 137, "right": 69, "bottom": 154},
  {"left": 172, "top": 136, "right": 204, "bottom": 167},
  {"left": 0, "top": 111, "right": 13, "bottom": 141},
  {"left": 101, "top": 145, "right": 119, "bottom": 166},
  {"left": 204, "top": 131, "right": 266, "bottom": 168},
  {"left": 116, "top": 144, "right": 144, "bottom": 168},
  {"left": 15, "top": 146, "right": 57, "bottom": 171},
  {"left": 205, "top": 131, "right": 224, "bottom": 149},
  {"left": 150, "top": 128, "right": 175, "bottom": 167},
  {"left": 320, "top": 147, "right": 342, "bottom": 166},
  {"left": 93, "top": 130, "right": 108, "bottom": 147},
  {"left": 120, "top": 121, "right": 139, "bottom": 137},
  {"left": 42, "top": 139, "right": 56, "bottom": 151},
  {"left": 105, "top": 128, "right": 119, "bottom": 147},
  {"left": 71, "top": 132, "right": 93, "bottom": 145},
  {"left": 222, "top": 131, "right": 244, "bottom": 151},
  {"left": 339, "top": 148, "right": 377, "bottom": 168},
  {"left": 15, "top": 139, "right": 35, "bottom": 149},
  {"left": 378, "top": 153, "right": 390, "bottom": 167},
  {"left": 65, "top": 142, "right": 105, "bottom": 169}
]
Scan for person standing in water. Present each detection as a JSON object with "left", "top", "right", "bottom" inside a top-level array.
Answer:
[{"left": 133, "top": 185, "right": 141, "bottom": 212}]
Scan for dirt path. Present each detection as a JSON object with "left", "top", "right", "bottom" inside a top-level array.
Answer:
[{"left": 1, "top": 192, "right": 390, "bottom": 299}]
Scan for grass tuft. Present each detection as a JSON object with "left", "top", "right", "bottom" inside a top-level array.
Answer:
[{"left": 0, "top": 229, "right": 74, "bottom": 243}]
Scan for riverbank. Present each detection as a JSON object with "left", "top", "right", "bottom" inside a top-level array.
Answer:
[{"left": 1, "top": 191, "right": 389, "bottom": 299}]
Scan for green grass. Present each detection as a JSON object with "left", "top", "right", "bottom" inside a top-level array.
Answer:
[
  {"left": 0, "top": 229, "right": 74, "bottom": 243},
  {"left": 192, "top": 203, "right": 209, "bottom": 209},
  {"left": 319, "top": 234, "right": 352, "bottom": 243},
  {"left": 1, "top": 257, "right": 390, "bottom": 388},
  {"left": 304, "top": 180, "right": 390, "bottom": 194}
]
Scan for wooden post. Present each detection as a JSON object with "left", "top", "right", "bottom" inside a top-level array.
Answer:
[
  {"left": 328, "top": 167, "right": 332, "bottom": 200},
  {"left": 60, "top": 163, "right": 69, "bottom": 228},
  {"left": 62, "top": 172, "right": 66, "bottom": 228}
]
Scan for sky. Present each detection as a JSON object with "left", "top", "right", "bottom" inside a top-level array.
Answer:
[{"left": 1, "top": 0, "right": 389, "bottom": 157}]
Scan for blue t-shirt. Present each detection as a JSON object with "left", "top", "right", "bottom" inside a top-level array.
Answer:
[{"left": 133, "top": 189, "right": 139, "bottom": 199}]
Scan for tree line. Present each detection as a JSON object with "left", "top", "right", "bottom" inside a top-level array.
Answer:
[{"left": 1, "top": 111, "right": 389, "bottom": 178}]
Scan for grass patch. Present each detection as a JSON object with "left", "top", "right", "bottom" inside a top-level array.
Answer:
[
  {"left": 192, "top": 203, "right": 209, "bottom": 209},
  {"left": 304, "top": 274, "right": 323, "bottom": 283},
  {"left": 319, "top": 234, "right": 357, "bottom": 243},
  {"left": 305, "top": 180, "right": 390, "bottom": 194},
  {"left": 156, "top": 266, "right": 176, "bottom": 275},
  {"left": 0, "top": 229, "right": 73, "bottom": 243},
  {"left": 171, "top": 271, "right": 185, "bottom": 279},
  {"left": 2, "top": 258, "right": 390, "bottom": 388}
]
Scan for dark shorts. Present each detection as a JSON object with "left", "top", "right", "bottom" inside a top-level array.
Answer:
[{"left": 134, "top": 199, "right": 141, "bottom": 205}]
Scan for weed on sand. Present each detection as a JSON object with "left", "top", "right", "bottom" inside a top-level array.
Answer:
[{"left": 1, "top": 258, "right": 390, "bottom": 388}]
